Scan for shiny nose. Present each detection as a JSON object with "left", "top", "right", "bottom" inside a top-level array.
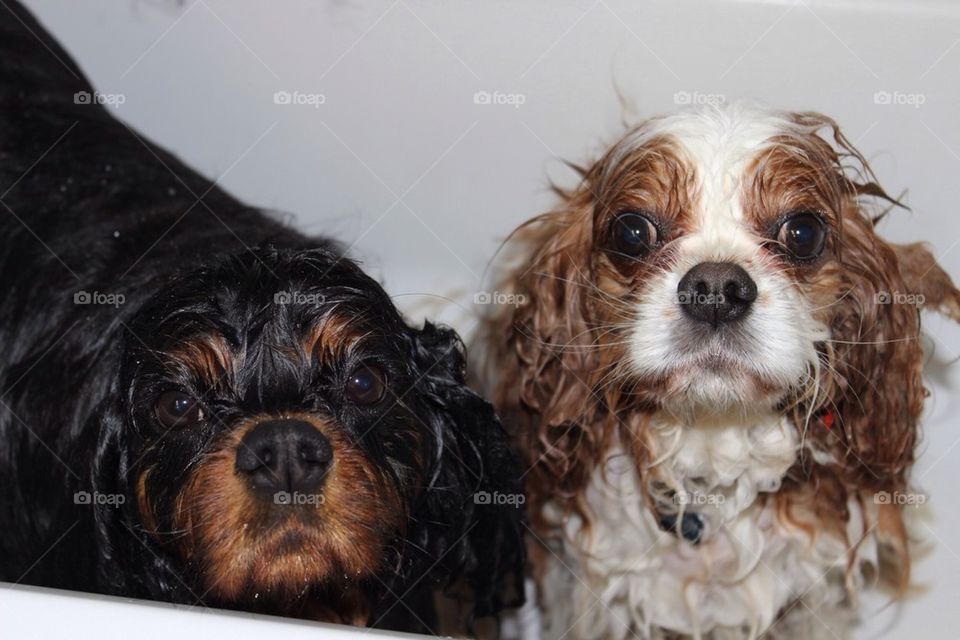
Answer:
[
  {"left": 677, "top": 261, "right": 757, "bottom": 327},
  {"left": 235, "top": 419, "right": 333, "bottom": 496}
]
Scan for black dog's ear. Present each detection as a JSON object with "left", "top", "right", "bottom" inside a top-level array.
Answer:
[
  {"left": 88, "top": 397, "right": 130, "bottom": 593},
  {"left": 404, "top": 322, "right": 526, "bottom": 622},
  {"left": 89, "top": 396, "right": 188, "bottom": 602}
]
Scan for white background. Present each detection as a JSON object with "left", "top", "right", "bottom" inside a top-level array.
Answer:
[{"left": 5, "top": 0, "right": 960, "bottom": 637}]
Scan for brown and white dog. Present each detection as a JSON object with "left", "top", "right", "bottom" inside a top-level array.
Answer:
[{"left": 476, "top": 103, "right": 960, "bottom": 639}]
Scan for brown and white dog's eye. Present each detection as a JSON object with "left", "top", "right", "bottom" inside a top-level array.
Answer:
[
  {"left": 154, "top": 391, "right": 204, "bottom": 428},
  {"left": 346, "top": 365, "right": 387, "bottom": 405},
  {"left": 776, "top": 211, "right": 827, "bottom": 260},
  {"left": 608, "top": 211, "right": 659, "bottom": 259}
]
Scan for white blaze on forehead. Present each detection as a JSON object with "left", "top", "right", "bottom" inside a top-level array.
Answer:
[
  {"left": 621, "top": 102, "right": 803, "bottom": 260},
  {"left": 622, "top": 103, "right": 830, "bottom": 411},
  {"left": 612, "top": 102, "right": 799, "bottom": 231}
]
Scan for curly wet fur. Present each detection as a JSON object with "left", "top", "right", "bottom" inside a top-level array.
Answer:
[{"left": 476, "top": 103, "right": 960, "bottom": 638}]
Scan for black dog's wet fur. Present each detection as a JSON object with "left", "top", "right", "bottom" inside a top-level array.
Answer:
[{"left": 0, "top": 2, "right": 523, "bottom": 631}]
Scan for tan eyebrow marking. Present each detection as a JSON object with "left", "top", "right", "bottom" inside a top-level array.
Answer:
[
  {"left": 167, "top": 334, "right": 234, "bottom": 387},
  {"left": 595, "top": 133, "right": 698, "bottom": 236},
  {"left": 300, "top": 312, "right": 365, "bottom": 362}
]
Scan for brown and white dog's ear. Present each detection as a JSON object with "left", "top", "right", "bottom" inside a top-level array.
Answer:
[
  {"left": 877, "top": 242, "right": 960, "bottom": 589},
  {"left": 813, "top": 204, "right": 926, "bottom": 490},
  {"left": 478, "top": 187, "right": 605, "bottom": 530},
  {"left": 823, "top": 236, "right": 960, "bottom": 488},
  {"left": 802, "top": 131, "right": 960, "bottom": 589},
  {"left": 789, "top": 113, "right": 960, "bottom": 597},
  {"left": 797, "top": 117, "right": 959, "bottom": 500},
  {"left": 892, "top": 242, "right": 960, "bottom": 321},
  {"left": 803, "top": 203, "right": 926, "bottom": 592}
]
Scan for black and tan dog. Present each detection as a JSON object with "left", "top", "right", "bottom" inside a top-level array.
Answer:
[{"left": 0, "top": 2, "right": 523, "bottom": 632}]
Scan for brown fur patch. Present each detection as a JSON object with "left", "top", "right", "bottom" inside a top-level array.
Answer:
[
  {"left": 748, "top": 114, "right": 937, "bottom": 590},
  {"left": 742, "top": 122, "right": 846, "bottom": 234},
  {"left": 135, "top": 466, "right": 158, "bottom": 536},
  {"left": 477, "top": 129, "right": 698, "bottom": 549},
  {"left": 593, "top": 133, "right": 699, "bottom": 240},
  {"left": 745, "top": 114, "right": 947, "bottom": 591},
  {"left": 892, "top": 242, "right": 960, "bottom": 320},
  {"left": 301, "top": 312, "right": 367, "bottom": 362},
  {"left": 875, "top": 501, "right": 910, "bottom": 592},
  {"left": 166, "top": 334, "right": 235, "bottom": 389}
]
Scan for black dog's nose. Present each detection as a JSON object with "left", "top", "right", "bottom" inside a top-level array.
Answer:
[
  {"left": 235, "top": 419, "right": 333, "bottom": 496},
  {"left": 677, "top": 262, "right": 757, "bottom": 327}
]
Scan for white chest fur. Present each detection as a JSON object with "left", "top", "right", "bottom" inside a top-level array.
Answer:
[{"left": 536, "top": 413, "right": 879, "bottom": 640}]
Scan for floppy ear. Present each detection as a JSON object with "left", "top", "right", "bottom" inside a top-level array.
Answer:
[
  {"left": 90, "top": 396, "right": 189, "bottom": 602},
  {"left": 477, "top": 189, "right": 609, "bottom": 532},
  {"left": 795, "top": 117, "right": 960, "bottom": 588},
  {"left": 813, "top": 206, "right": 930, "bottom": 489},
  {"left": 808, "top": 206, "right": 960, "bottom": 588},
  {"left": 780, "top": 114, "right": 952, "bottom": 487},
  {"left": 89, "top": 397, "right": 130, "bottom": 592},
  {"left": 892, "top": 242, "right": 960, "bottom": 321},
  {"left": 402, "top": 322, "right": 525, "bottom": 622}
]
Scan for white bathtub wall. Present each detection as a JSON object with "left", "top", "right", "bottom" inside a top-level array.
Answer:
[
  {"left": 0, "top": 583, "right": 426, "bottom": 639},
  {"left": 6, "top": 0, "right": 960, "bottom": 637}
]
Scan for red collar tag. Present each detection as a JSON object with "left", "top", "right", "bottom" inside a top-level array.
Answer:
[{"left": 822, "top": 410, "right": 835, "bottom": 431}]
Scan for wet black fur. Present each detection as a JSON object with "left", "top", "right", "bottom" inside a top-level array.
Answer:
[{"left": 0, "top": 2, "right": 524, "bottom": 632}]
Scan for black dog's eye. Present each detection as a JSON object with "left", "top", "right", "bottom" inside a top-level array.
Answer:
[
  {"left": 154, "top": 391, "right": 203, "bottom": 429},
  {"left": 346, "top": 365, "right": 387, "bottom": 405},
  {"left": 776, "top": 211, "right": 827, "bottom": 260},
  {"left": 608, "top": 211, "right": 658, "bottom": 259}
]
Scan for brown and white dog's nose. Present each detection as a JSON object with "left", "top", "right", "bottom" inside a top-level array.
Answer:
[
  {"left": 235, "top": 419, "right": 333, "bottom": 496},
  {"left": 677, "top": 262, "right": 757, "bottom": 327}
]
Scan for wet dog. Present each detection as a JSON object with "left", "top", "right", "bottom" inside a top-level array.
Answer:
[{"left": 0, "top": 2, "right": 523, "bottom": 632}]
